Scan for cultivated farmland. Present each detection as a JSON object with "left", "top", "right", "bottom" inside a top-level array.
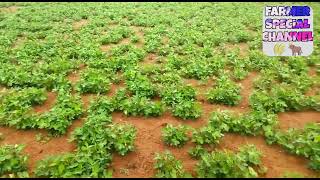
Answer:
[{"left": 0, "top": 2, "right": 320, "bottom": 178}]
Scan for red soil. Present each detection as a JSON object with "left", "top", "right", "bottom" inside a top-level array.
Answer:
[
  {"left": 0, "top": 117, "right": 85, "bottom": 176},
  {"left": 278, "top": 111, "right": 320, "bottom": 131},
  {"left": 238, "top": 71, "right": 259, "bottom": 109},
  {"left": 33, "top": 92, "right": 57, "bottom": 114}
]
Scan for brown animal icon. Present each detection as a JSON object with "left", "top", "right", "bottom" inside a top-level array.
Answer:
[{"left": 289, "top": 44, "right": 302, "bottom": 56}]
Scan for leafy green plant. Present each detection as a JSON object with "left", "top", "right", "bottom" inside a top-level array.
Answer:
[
  {"left": 35, "top": 133, "right": 51, "bottom": 144},
  {"left": 287, "top": 57, "right": 309, "bottom": 75},
  {"left": 0, "top": 144, "right": 29, "bottom": 178},
  {"left": 101, "top": 26, "right": 132, "bottom": 44},
  {"left": 208, "top": 110, "right": 278, "bottom": 136},
  {"left": 154, "top": 151, "right": 192, "bottom": 178},
  {"left": 172, "top": 100, "right": 202, "bottom": 120},
  {"left": 72, "top": 112, "right": 136, "bottom": 156},
  {"left": 0, "top": 87, "right": 47, "bottom": 129},
  {"left": 206, "top": 75, "right": 241, "bottom": 106},
  {"left": 249, "top": 85, "right": 316, "bottom": 113},
  {"left": 124, "top": 69, "right": 156, "bottom": 98},
  {"left": 188, "top": 145, "right": 208, "bottom": 159},
  {"left": 110, "top": 123, "right": 137, "bottom": 156},
  {"left": 237, "top": 144, "right": 262, "bottom": 166},
  {"left": 162, "top": 124, "right": 190, "bottom": 147},
  {"left": 253, "top": 71, "right": 277, "bottom": 91},
  {"left": 154, "top": 72, "right": 183, "bottom": 85},
  {"left": 110, "top": 88, "right": 128, "bottom": 110},
  {"left": 160, "top": 84, "right": 201, "bottom": 120},
  {"left": 0, "top": 87, "right": 47, "bottom": 111},
  {"left": 37, "top": 109, "right": 136, "bottom": 178},
  {"left": 165, "top": 54, "right": 187, "bottom": 71},
  {"left": 181, "top": 55, "right": 226, "bottom": 80},
  {"left": 0, "top": 88, "right": 81, "bottom": 135},
  {"left": 160, "top": 84, "right": 196, "bottom": 107},
  {"left": 232, "top": 66, "right": 249, "bottom": 81},
  {"left": 36, "top": 92, "right": 83, "bottom": 135},
  {"left": 0, "top": 2, "right": 319, "bottom": 178},
  {"left": 120, "top": 95, "right": 164, "bottom": 117},
  {"left": 130, "top": 35, "right": 139, "bottom": 43},
  {"left": 0, "top": 61, "right": 75, "bottom": 90},
  {"left": 196, "top": 145, "right": 262, "bottom": 178},
  {"left": 272, "top": 123, "right": 320, "bottom": 171},
  {"left": 75, "top": 68, "right": 112, "bottom": 94},
  {"left": 34, "top": 144, "right": 113, "bottom": 178},
  {"left": 87, "top": 96, "right": 115, "bottom": 116},
  {"left": 192, "top": 125, "right": 223, "bottom": 145}
]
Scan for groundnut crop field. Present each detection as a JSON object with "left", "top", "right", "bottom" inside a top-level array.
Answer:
[{"left": 0, "top": 2, "right": 320, "bottom": 178}]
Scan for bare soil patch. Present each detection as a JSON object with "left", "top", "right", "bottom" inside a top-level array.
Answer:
[
  {"left": 305, "top": 67, "right": 320, "bottom": 96},
  {"left": 73, "top": 19, "right": 88, "bottom": 30},
  {"left": 80, "top": 94, "right": 97, "bottom": 110},
  {"left": 238, "top": 71, "right": 258, "bottom": 109},
  {"left": 100, "top": 44, "right": 112, "bottom": 53},
  {"left": 161, "top": 36, "right": 169, "bottom": 45},
  {"left": 67, "top": 70, "right": 81, "bottom": 85},
  {"left": 12, "top": 36, "right": 26, "bottom": 49},
  {"left": 141, "top": 53, "right": 158, "bottom": 65},
  {"left": 224, "top": 42, "right": 250, "bottom": 58},
  {"left": 277, "top": 111, "right": 320, "bottom": 131},
  {"left": 100, "top": 38, "right": 130, "bottom": 54},
  {"left": 0, "top": 85, "right": 7, "bottom": 93},
  {"left": 33, "top": 91, "right": 57, "bottom": 114},
  {"left": 0, "top": 117, "right": 85, "bottom": 176},
  {"left": 0, "top": 6, "right": 18, "bottom": 13},
  {"left": 107, "top": 81, "right": 125, "bottom": 97},
  {"left": 308, "top": 66, "right": 318, "bottom": 76}
]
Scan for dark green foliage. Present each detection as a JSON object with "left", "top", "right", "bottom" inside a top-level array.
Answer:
[{"left": 0, "top": 144, "right": 29, "bottom": 178}]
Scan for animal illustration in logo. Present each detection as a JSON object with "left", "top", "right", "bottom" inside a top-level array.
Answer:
[
  {"left": 273, "top": 43, "right": 286, "bottom": 56},
  {"left": 289, "top": 43, "right": 302, "bottom": 56}
]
